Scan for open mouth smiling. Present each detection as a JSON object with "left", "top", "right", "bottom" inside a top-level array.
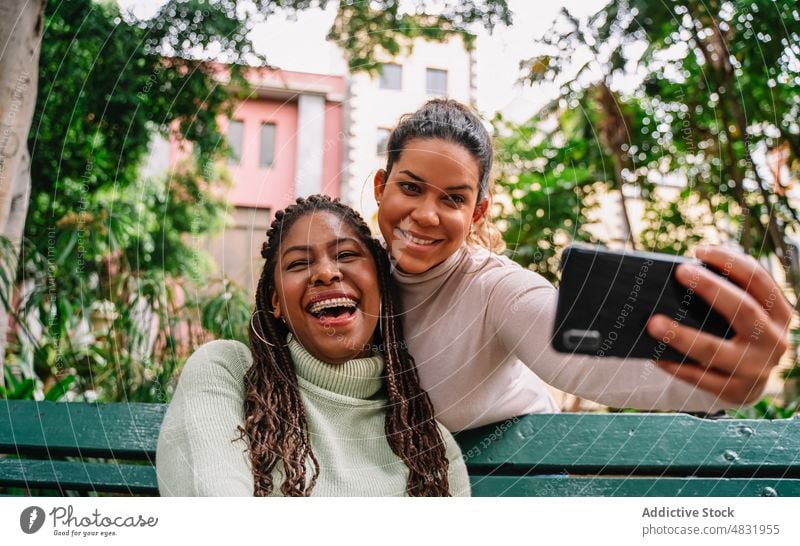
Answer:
[{"left": 305, "top": 293, "right": 359, "bottom": 322}]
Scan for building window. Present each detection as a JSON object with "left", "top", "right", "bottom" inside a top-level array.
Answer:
[
  {"left": 376, "top": 128, "right": 390, "bottom": 156},
  {"left": 227, "top": 119, "right": 244, "bottom": 165},
  {"left": 426, "top": 68, "right": 448, "bottom": 95},
  {"left": 379, "top": 63, "right": 402, "bottom": 90},
  {"left": 260, "top": 123, "right": 276, "bottom": 168}
]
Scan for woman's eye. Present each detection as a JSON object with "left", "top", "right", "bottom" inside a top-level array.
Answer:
[
  {"left": 399, "top": 182, "right": 421, "bottom": 194},
  {"left": 446, "top": 194, "right": 466, "bottom": 206},
  {"left": 287, "top": 260, "right": 308, "bottom": 270},
  {"left": 336, "top": 251, "right": 359, "bottom": 261}
]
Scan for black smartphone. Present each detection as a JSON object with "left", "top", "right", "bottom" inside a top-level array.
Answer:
[{"left": 551, "top": 244, "right": 735, "bottom": 362}]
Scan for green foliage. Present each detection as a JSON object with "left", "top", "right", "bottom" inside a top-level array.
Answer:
[
  {"left": 29, "top": 0, "right": 249, "bottom": 254},
  {"left": 329, "top": 0, "right": 511, "bottom": 72},
  {"left": 506, "top": 0, "right": 800, "bottom": 260},
  {"left": 0, "top": 364, "right": 74, "bottom": 401},
  {"left": 494, "top": 109, "right": 602, "bottom": 282},
  {"left": 200, "top": 279, "right": 251, "bottom": 344},
  {"left": 1, "top": 367, "right": 34, "bottom": 400},
  {"left": 7, "top": 0, "right": 269, "bottom": 401},
  {"left": 730, "top": 396, "right": 800, "bottom": 420},
  {"left": 496, "top": 0, "right": 800, "bottom": 383},
  {"left": 7, "top": 163, "right": 238, "bottom": 402},
  {"left": 638, "top": 186, "right": 706, "bottom": 256},
  {"left": 0, "top": 236, "right": 16, "bottom": 312}
]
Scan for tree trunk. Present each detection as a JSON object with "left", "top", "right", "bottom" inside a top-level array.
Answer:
[
  {"left": 693, "top": 20, "right": 800, "bottom": 306},
  {"left": 611, "top": 152, "right": 637, "bottom": 250},
  {"left": 0, "top": 0, "right": 45, "bottom": 388},
  {"left": 595, "top": 82, "right": 637, "bottom": 250}
]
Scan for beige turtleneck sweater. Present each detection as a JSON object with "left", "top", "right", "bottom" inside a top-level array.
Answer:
[{"left": 156, "top": 337, "right": 470, "bottom": 496}]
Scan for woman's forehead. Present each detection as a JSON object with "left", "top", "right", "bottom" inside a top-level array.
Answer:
[
  {"left": 393, "top": 138, "right": 481, "bottom": 186},
  {"left": 280, "top": 212, "right": 364, "bottom": 250}
]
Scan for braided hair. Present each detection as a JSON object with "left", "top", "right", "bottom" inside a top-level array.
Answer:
[{"left": 242, "top": 194, "right": 451, "bottom": 496}]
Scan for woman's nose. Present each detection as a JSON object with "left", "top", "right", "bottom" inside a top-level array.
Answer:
[
  {"left": 410, "top": 198, "right": 440, "bottom": 227},
  {"left": 310, "top": 257, "right": 342, "bottom": 285}
]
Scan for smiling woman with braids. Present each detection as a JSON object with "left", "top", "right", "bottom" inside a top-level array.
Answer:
[{"left": 156, "top": 195, "right": 469, "bottom": 496}]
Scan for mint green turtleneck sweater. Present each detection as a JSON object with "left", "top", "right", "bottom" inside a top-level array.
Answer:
[{"left": 156, "top": 338, "right": 470, "bottom": 496}]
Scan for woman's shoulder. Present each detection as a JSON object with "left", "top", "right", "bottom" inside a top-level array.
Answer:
[
  {"left": 181, "top": 339, "right": 253, "bottom": 382},
  {"left": 435, "top": 421, "right": 464, "bottom": 456},
  {"left": 463, "top": 245, "right": 553, "bottom": 290}
]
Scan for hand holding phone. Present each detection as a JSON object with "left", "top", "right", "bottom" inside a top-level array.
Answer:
[
  {"left": 552, "top": 244, "right": 792, "bottom": 405},
  {"left": 552, "top": 244, "right": 733, "bottom": 362}
]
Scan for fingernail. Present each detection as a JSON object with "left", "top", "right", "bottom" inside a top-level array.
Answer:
[
  {"left": 648, "top": 316, "right": 667, "bottom": 337},
  {"left": 676, "top": 263, "right": 703, "bottom": 281},
  {"left": 694, "top": 245, "right": 713, "bottom": 259}
]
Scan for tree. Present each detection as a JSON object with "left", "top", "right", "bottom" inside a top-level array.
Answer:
[
  {"left": 329, "top": 0, "right": 510, "bottom": 71},
  {"left": 501, "top": 0, "right": 799, "bottom": 294},
  {"left": 494, "top": 107, "right": 603, "bottom": 282},
  {"left": 0, "top": 0, "right": 46, "bottom": 387}
]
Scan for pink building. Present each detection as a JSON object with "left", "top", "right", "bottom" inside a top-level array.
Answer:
[
  {"left": 160, "top": 68, "right": 346, "bottom": 293},
  {"left": 212, "top": 68, "right": 346, "bottom": 210}
]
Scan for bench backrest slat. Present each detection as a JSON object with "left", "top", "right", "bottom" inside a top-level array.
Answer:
[
  {"left": 0, "top": 459, "right": 158, "bottom": 494},
  {"left": 456, "top": 413, "right": 800, "bottom": 478},
  {"left": 469, "top": 476, "right": 800, "bottom": 497},
  {"left": 0, "top": 400, "right": 165, "bottom": 460}
]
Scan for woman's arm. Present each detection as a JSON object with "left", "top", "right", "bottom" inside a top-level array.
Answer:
[
  {"left": 487, "top": 248, "right": 788, "bottom": 411},
  {"left": 156, "top": 340, "right": 254, "bottom": 496}
]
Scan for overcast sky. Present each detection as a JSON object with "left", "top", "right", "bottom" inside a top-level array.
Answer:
[{"left": 117, "top": 0, "right": 607, "bottom": 119}]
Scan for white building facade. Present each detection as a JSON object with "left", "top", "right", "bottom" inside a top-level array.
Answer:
[{"left": 340, "top": 35, "right": 475, "bottom": 223}]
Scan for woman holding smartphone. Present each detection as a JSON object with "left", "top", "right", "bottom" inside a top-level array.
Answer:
[{"left": 372, "top": 99, "right": 792, "bottom": 431}]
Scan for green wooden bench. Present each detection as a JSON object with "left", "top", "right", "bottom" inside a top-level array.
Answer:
[{"left": 2, "top": 400, "right": 798, "bottom": 496}]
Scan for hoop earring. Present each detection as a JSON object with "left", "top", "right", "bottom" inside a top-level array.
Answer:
[
  {"left": 378, "top": 302, "right": 384, "bottom": 339},
  {"left": 250, "top": 310, "right": 289, "bottom": 348}
]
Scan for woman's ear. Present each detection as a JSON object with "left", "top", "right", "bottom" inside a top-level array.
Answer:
[
  {"left": 472, "top": 197, "right": 489, "bottom": 223},
  {"left": 373, "top": 169, "right": 386, "bottom": 204},
  {"left": 270, "top": 291, "right": 282, "bottom": 320}
]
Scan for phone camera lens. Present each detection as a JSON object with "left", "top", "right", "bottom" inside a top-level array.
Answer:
[{"left": 563, "top": 329, "right": 601, "bottom": 351}]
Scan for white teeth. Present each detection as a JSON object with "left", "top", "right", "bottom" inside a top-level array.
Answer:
[
  {"left": 401, "top": 230, "right": 435, "bottom": 245},
  {"left": 308, "top": 297, "right": 357, "bottom": 314}
]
